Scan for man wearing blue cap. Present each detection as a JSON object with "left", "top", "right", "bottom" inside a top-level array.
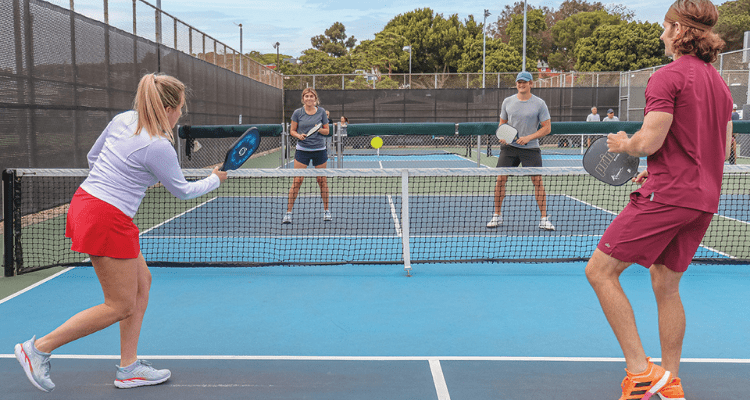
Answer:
[{"left": 487, "top": 71, "right": 555, "bottom": 230}]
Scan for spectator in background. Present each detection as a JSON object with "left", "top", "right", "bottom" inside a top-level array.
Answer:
[
  {"left": 586, "top": 107, "right": 601, "bottom": 122},
  {"left": 603, "top": 109, "right": 620, "bottom": 122},
  {"left": 339, "top": 116, "right": 348, "bottom": 134},
  {"left": 732, "top": 104, "right": 740, "bottom": 121}
]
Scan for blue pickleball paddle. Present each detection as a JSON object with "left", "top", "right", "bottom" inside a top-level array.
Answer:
[{"left": 220, "top": 127, "right": 261, "bottom": 171}]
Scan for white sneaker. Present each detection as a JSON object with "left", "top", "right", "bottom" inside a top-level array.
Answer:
[
  {"left": 539, "top": 216, "right": 555, "bottom": 231},
  {"left": 15, "top": 336, "right": 55, "bottom": 392},
  {"left": 323, "top": 210, "right": 332, "bottom": 221},
  {"left": 486, "top": 213, "right": 503, "bottom": 228},
  {"left": 282, "top": 212, "right": 292, "bottom": 224},
  {"left": 114, "top": 360, "right": 170, "bottom": 389}
]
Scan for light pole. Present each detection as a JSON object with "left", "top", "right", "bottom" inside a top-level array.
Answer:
[
  {"left": 234, "top": 22, "right": 243, "bottom": 75},
  {"left": 273, "top": 42, "right": 280, "bottom": 69},
  {"left": 522, "top": 0, "right": 528, "bottom": 71},
  {"left": 403, "top": 45, "right": 412, "bottom": 87},
  {"left": 483, "top": 9, "right": 491, "bottom": 88}
]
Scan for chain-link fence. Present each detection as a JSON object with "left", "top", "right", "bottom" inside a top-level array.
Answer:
[
  {"left": 620, "top": 49, "right": 749, "bottom": 122},
  {"left": 286, "top": 87, "right": 621, "bottom": 125},
  {"left": 619, "top": 48, "right": 750, "bottom": 159},
  {"left": 48, "top": 0, "right": 282, "bottom": 89},
  {"left": 283, "top": 72, "right": 623, "bottom": 91},
  {"left": 0, "top": 0, "right": 284, "bottom": 175}
]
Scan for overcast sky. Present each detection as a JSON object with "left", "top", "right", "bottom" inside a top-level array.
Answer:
[{"left": 63, "top": 0, "right": 726, "bottom": 58}]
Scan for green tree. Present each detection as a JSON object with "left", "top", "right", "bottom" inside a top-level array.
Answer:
[
  {"left": 296, "top": 49, "right": 355, "bottom": 79},
  {"left": 549, "top": 10, "right": 623, "bottom": 70},
  {"left": 353, "top": 31, "right": 410, "bottom": 75},
  {"left": 246, "top": 51, "right": 293, "bottom": 66},
  {"left": 489, "top": 1, "right": 632, "bottom": 64},
  {"left": 375, "top": 76, "right": 400, "bottom": 89},
  {"left": 424, "top": 13, "right": 470, "bottom": 72},
  {"left": 574, "top": 22, "right": 670, "bottom": 71},
  {"left": 457, "top": 34, "right": 521, "bottom": 73},
  {"left": 489, "top": 2, "right": 552, "bottom": 41},
  {"left": 506, "top": 9, "right": 547, "bottom": 67},
  {"left": 311, "top": 22, "right": 357, "bottom": 58},
  {"left": 346, "top": 75, "right": 372, "bottom": 89},
  {"left": 715, "top": 0, "right": 750, "bottom": 51},
  {"left": 548, "top": 0, "right": 605, "bottom": 24},
  {"left": 381, "top": 8, "right": 469, "bottom": 73}
]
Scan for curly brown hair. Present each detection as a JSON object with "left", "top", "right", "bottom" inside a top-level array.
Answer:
[{"left": 664, "top": 0, "right": 725, "bottom": 63}]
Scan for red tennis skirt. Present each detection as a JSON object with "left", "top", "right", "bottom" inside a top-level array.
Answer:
[{"left": 65, "top": 187, "right": 140, "bottom": 259}]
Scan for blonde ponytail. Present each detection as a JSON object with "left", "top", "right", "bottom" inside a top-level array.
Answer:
[{"left": 133, "top": 73, "right": 185, "bottom": 142}]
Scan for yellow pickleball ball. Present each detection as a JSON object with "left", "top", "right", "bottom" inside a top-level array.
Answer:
[{"left": 371, "top": 136, "right": 383, "bottom": 149}]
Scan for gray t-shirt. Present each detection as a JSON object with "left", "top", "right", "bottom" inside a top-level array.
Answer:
[
  {"left": 500, "top": 94, "right": 551, "bottom": 149},
  {"left": 292, "top": 106, "right": 328, "bottom": 151}
]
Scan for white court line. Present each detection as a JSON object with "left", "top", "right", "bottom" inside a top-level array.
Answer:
[
  {"left": 715, "top": 213, "right": 750, "bottom": 226},
  {"left": 386, "top": 195, "right": 402, "bottom": 236},
  {"left": 2, "top": 197, "right": 219, "bottom": 302},
  {"left": 0, "top": 355, "right": 747, "bottom": 363},
  {"left": 429, "top": 358, "right": 451, "bottom": 400},
  {"left": 0, "top": 268, "right": 74, "bottom": 305},
  {"left": 561, "top": 194, "right": 734, "bottom": 259},
  {"left": 139, "top": 196, "right": 218, "bottom": 235},
  {"left": 376, "top": 157, "right": 403, "bottom": 236}
]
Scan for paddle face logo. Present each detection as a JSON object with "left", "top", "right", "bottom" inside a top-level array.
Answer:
[
  {"left": 238, "top": 147, "right": 247, "bottom": 156},
  {"left": 595, "top": 152, "right": 619, "bottom": 177}
]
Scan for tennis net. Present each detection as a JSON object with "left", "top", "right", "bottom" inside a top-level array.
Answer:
[{"left": 4, "top": 166, "right": 750, "bottom": 275}]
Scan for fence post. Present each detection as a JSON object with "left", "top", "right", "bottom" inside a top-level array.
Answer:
[
  {"left": 173, "top": 18, "right": 177, "bottom": 50},
  {"left": 132, "top": 0, "right": 136, "bottom": 35}
]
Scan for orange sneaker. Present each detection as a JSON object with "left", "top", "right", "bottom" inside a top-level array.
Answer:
[
  {"left": 657, "top": 378, "right": 686, "bottom": 400},
  {"left": 618, "top": 358, "right": 671, "bottom": 400}
]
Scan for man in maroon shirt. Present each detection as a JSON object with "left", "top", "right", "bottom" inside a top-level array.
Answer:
[{"left": 584, "top": 1, "right": 734, "bottom": 399}]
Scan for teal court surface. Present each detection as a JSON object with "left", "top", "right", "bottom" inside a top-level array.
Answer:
[{"left": 1, "top": 263, "right": 749, "bottom": 399}]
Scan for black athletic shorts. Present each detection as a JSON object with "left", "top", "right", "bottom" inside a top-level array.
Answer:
[{"left": 495, "top": 145, "right": 543, "bottom": 167}]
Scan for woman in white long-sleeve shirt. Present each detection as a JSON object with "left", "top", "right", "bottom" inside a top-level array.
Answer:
[{"left": 14, "top": 73, "right": 227, "bottom": 392}]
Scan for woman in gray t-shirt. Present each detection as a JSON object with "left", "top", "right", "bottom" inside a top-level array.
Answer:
[{"left": 283, "top": 88, "right": 331, "bottom": 224}]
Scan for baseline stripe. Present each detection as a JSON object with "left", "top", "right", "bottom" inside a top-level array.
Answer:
[{"left": 0, "top": 355, "right": 748, "bottom": 363}]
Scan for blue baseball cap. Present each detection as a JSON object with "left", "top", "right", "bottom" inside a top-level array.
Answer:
[{"left": 516, "top": 71, "right": 533, "bottom": 82}]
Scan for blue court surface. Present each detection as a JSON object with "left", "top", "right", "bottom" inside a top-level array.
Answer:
[{"left": 1, "top": 263, "right": 749, "bottom": 399}]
